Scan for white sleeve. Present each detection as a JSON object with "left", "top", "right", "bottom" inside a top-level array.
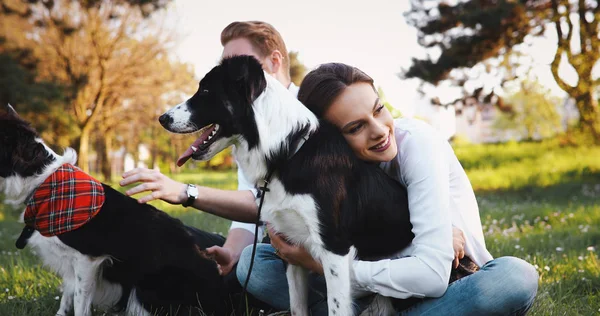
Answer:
[
  {"left": 236, "top": 166, "right": 259, "bottom": 197},
  {"left": 352, "top": 132, "right": 454, "bottom": 299},
  {"left": 229, "top": 163, "right": 263, "bottom": 237}
]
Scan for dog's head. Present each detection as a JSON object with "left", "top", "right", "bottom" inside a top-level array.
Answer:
[
  {"left": 0, "top": 104, "right": 55, "bottom": 180},
  {"left": 159, "top": 55, "right": 267, "bottom": 166},
  {"left": 0, "top": 104, "right": 57, "bottom": 201}
]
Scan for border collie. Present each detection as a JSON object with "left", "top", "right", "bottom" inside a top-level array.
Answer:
[
  {"left": 159, "top": 56, "right": 415, "bottom": 316},
  {"left": 0, "top": 105, "right": 231, "bottom": 316}
]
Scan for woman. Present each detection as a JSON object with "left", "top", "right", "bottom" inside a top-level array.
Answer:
[{"left": 236, "top": 63, "right": 539, "bottom": 315}]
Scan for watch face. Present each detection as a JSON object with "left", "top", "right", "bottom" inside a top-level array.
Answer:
[{"left": 187, "top": 184, "right": 198, "bottom": 198}]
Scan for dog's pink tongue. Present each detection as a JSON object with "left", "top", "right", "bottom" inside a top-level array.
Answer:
[
  {"left": 177, "top": 148, "right": 194, "bottom": 167},
  {"left": 176, "top": 137, "right": 206, "bottom": 167}
]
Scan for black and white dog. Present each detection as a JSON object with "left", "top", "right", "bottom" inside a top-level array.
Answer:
[
  {"left": 159, "top": 56, "right": 415, "bottom": 316},
  {"left": 0, "top": 105, "right": 231, "bottom": 316}
]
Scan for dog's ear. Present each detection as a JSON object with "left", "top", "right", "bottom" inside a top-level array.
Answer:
[
  {"left": 225, "top": 55, "right": 262, "bottom": 82},
  {"left": 4, "top": 103, "right": 20, "bottom": 118},
  {"left": 226, "top": 56, "right": 267, "bottom": 104},
  {"left": 14, "top": 141, "right": 50, "bottom": 175}
]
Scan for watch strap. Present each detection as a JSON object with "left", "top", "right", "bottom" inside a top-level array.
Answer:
[{"left": 182, "top": 184, "right": 197, "bottom": 207}]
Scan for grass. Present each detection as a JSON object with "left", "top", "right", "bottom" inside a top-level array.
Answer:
[{"left": 0, "top": 141, "right": 599, "bottom": 315}]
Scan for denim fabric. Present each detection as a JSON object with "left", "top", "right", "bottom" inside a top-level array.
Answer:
[{"left": 237, "top": 244, "right": 538, "bottom": 316}]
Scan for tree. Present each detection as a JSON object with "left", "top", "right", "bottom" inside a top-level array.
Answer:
[
  {"left": 289, "top": 51, "right": 307, "bottom": 86},
  {"left": 378, "top": 87, "right": 402, "bottom": 118},
  {"left": 404, "top": 0, "right": 600, "bottom": 142},
  {"left": 494, "top": 79, "right": 562, "bottom": 140},
  {"left": 26, "top": 0, "right": 175, "bottom": 173},
  {"left": 0, "top": 1, "right": 65, "bottom": 125}
]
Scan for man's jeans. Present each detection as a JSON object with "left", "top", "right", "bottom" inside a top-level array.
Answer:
[{"left": 237, "top": 243, "right": 539, "bottom": 315}]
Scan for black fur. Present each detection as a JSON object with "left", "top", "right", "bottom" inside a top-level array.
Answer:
[
  {"left": 160, "top": 56, "right": 266, "bottom": 153},
  {"left": 169, "top": 55, "right": 415, "bottom": 261},
  {"left": 0, "top": 109, "right": 232, "bottom": 316},
  {"left": 57, "top": 184, "right": 231, "bottom": 315},
  {"left": 272, "top": 121, "right": 414, "bottom": 259},
  {"left": 0, "top": 111, "right": 55, "bottom": 178}
]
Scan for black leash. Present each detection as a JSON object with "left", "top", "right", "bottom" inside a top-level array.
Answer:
[
  {"left": 240, "top": 168, "right": 275, "bottom": 315},
  {"left": 238, "top": 132, "right": 310, "bottom": 315}
]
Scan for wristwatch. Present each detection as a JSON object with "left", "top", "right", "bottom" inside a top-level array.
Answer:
[{"left": 182, "top": 184, "right": 198, "bottom": 207}]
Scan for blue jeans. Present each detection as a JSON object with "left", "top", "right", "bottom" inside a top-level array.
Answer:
[{"left": 237, "top": 244, "right": 539, "bottom": 315}]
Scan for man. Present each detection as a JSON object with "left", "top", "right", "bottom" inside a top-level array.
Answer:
[{"left": 120, "top": 20, "right": 297, "bottom": 279}]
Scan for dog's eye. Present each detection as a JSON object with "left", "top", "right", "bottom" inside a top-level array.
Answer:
[{"left": 201, "top": 89, "right": 209, "bottom": 94}]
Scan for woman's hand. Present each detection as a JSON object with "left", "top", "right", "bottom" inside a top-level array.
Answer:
[
  {"left": 267, "top": 225, "right": 324, "bottom": 275},
  {"left": 452, "top": 227, "right": 466, "bottom": 268},
  {"left": 120, "top": 168, "right": 187, "bottom": 204}
]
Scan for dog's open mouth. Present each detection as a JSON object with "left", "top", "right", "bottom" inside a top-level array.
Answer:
[{"left": 177, "top": 124, "right": 221, "bottom": 166}]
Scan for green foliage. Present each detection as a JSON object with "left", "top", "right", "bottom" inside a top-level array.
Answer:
[
  {"left": 403, "top": 0, "right": 535, "bottom": 85},
  {"left": 478, "top": 186, "right": 600, "bottom": 315},
  {"left": 377, "top": 87, "right": 402, "bottom": 118},
  {"left": 454, "top": 140, "right": 600, "bottom": 191},
  {"left": 493, "top": 80, "right": 562, "bottom": 140},
  {"left": 404, "top": 0, "right": 600, "bottom": 141},
  {"left": 1, "top": 142, "right": 599, "bottom": 314},
  {"left": 288, "top": 51, "right": 307, "bottom": 86}
]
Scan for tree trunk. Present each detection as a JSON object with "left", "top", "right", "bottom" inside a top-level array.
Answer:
[
  {"left": 575, "top": 91, "right": 600, "bottom": 143},
  {"left": 78, "top": 126, "right": 92, "bottom": 173},
  {"left": 99, "top": 130, "right": 113, "bottom": 182},
  {"left": 149, "top": 126, "right": 158, "bottom": 169}
]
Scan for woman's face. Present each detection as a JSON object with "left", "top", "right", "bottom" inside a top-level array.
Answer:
[{"left": 324, "top": 82, "right": 398, "bottom": 162}]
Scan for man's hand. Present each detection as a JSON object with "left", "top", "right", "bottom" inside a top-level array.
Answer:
[
  {"left": 120, "top": 168, "right": 187, "bottom": 204},
  {"left": 267, "top": 225, "right": 323, "bottom": 275},
  {"left": 205, "top": 246, "right": 236, "bottom": 275},
  {"left": 452, "top": 227, "right": 466, "bottom": 269}
]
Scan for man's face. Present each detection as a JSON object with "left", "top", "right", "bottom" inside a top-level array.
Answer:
[{"left": 221, "top": 38, "right": 274, "bottom": 74}]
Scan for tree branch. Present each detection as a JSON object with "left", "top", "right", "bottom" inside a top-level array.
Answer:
[
  {"left": 549, "top": 0, "right": 576, "bottom": 94},
  {"left": 578, "top": 0, "right": 588, "bottom": 54}
]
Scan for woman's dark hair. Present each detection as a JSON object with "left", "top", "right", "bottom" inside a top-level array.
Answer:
[{"left": 298, "top": 63, "right": 376, "bottom": 118}]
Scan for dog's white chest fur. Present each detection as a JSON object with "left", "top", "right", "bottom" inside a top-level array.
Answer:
[
  {"left": 260, "top": 179, "right": 323, "bottom": 250},
  {"left": 25, "top": 232, "right": 130, "bottom": 316}
]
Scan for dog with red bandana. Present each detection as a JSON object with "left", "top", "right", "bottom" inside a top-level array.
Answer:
[{"left": 0, "top": 104, "right": 231, "bottom": 316}]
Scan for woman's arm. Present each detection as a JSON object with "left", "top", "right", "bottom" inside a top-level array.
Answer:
[
  {"left": 269, "top": 127, "right": 456, "bottom": 298},
  {"left": 352, "top": 129, "right": 454, "bottom": 298}
]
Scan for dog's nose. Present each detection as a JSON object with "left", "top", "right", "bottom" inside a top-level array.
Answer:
[{"left": 158, "top": 114, "right": 173, "bottom": 127}]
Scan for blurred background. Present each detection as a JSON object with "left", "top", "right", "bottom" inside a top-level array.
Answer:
[{"left": 0, "top": 0, "right": 599, "bottom": 315}]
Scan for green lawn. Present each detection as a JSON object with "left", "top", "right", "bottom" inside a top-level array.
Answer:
[{"left": 0, "top": 141, "right": 599, "bottom": 315}]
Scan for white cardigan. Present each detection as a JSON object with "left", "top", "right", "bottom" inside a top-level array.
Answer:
[{"left": 352, "top": 118, "right": 493, "bottom": 298}]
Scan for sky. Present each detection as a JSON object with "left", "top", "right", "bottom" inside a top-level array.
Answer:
[{"left": 163, "top": 0, "right": 575, "bottom": 120}]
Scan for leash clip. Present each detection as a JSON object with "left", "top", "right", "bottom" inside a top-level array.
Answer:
[{"left": 258, "top": 178, "right": 270, "bottom": 193}]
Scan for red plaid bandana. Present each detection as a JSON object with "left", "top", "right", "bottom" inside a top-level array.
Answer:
[{"left": 24, "top": 164, "right": 105, "bottom": 237}]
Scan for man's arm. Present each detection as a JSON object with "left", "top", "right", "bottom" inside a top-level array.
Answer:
[
  {"left": 193, "top": 186, "right": 257, "bottom": 222},
  {"left": 205, "top": 167, "right": 263, "bottom": 275},
  {"left": 120, "top": 168, "right": 258, "bottom": 222}
]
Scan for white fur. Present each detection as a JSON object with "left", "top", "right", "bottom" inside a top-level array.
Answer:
[
  {"left": 26, "top": 232, "right": 119, "bottom": 316},
  {"left": 234, "top": 75, "right": 365, "bottom": 315},
  {"left": 234, "top": 74, "right": 319, "bottom": 184},
  {"left": 4, "top": 142, "right": 148, "bottom": 315},
  {"left": 125, "top": 289, "right": 152, "bottom": 316},
  {"left": 359, "top": 295, "right": 396, "bottom": 316},
  {"left": 165, "top": 71, "right": 388, "bottom": 314},
  {"left": 1, "top": 142, "right": 76, "bottom": 205},
  {"left": 164, "top": 101, "right": 197, "bottom": 133}
]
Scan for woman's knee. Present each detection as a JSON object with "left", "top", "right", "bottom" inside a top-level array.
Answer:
[
  {"left": 476, "top": 256, "right": 539, "bottom": 314},
  {"left": 493, "top": 256, "right": 538, "bottom": 298}
]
